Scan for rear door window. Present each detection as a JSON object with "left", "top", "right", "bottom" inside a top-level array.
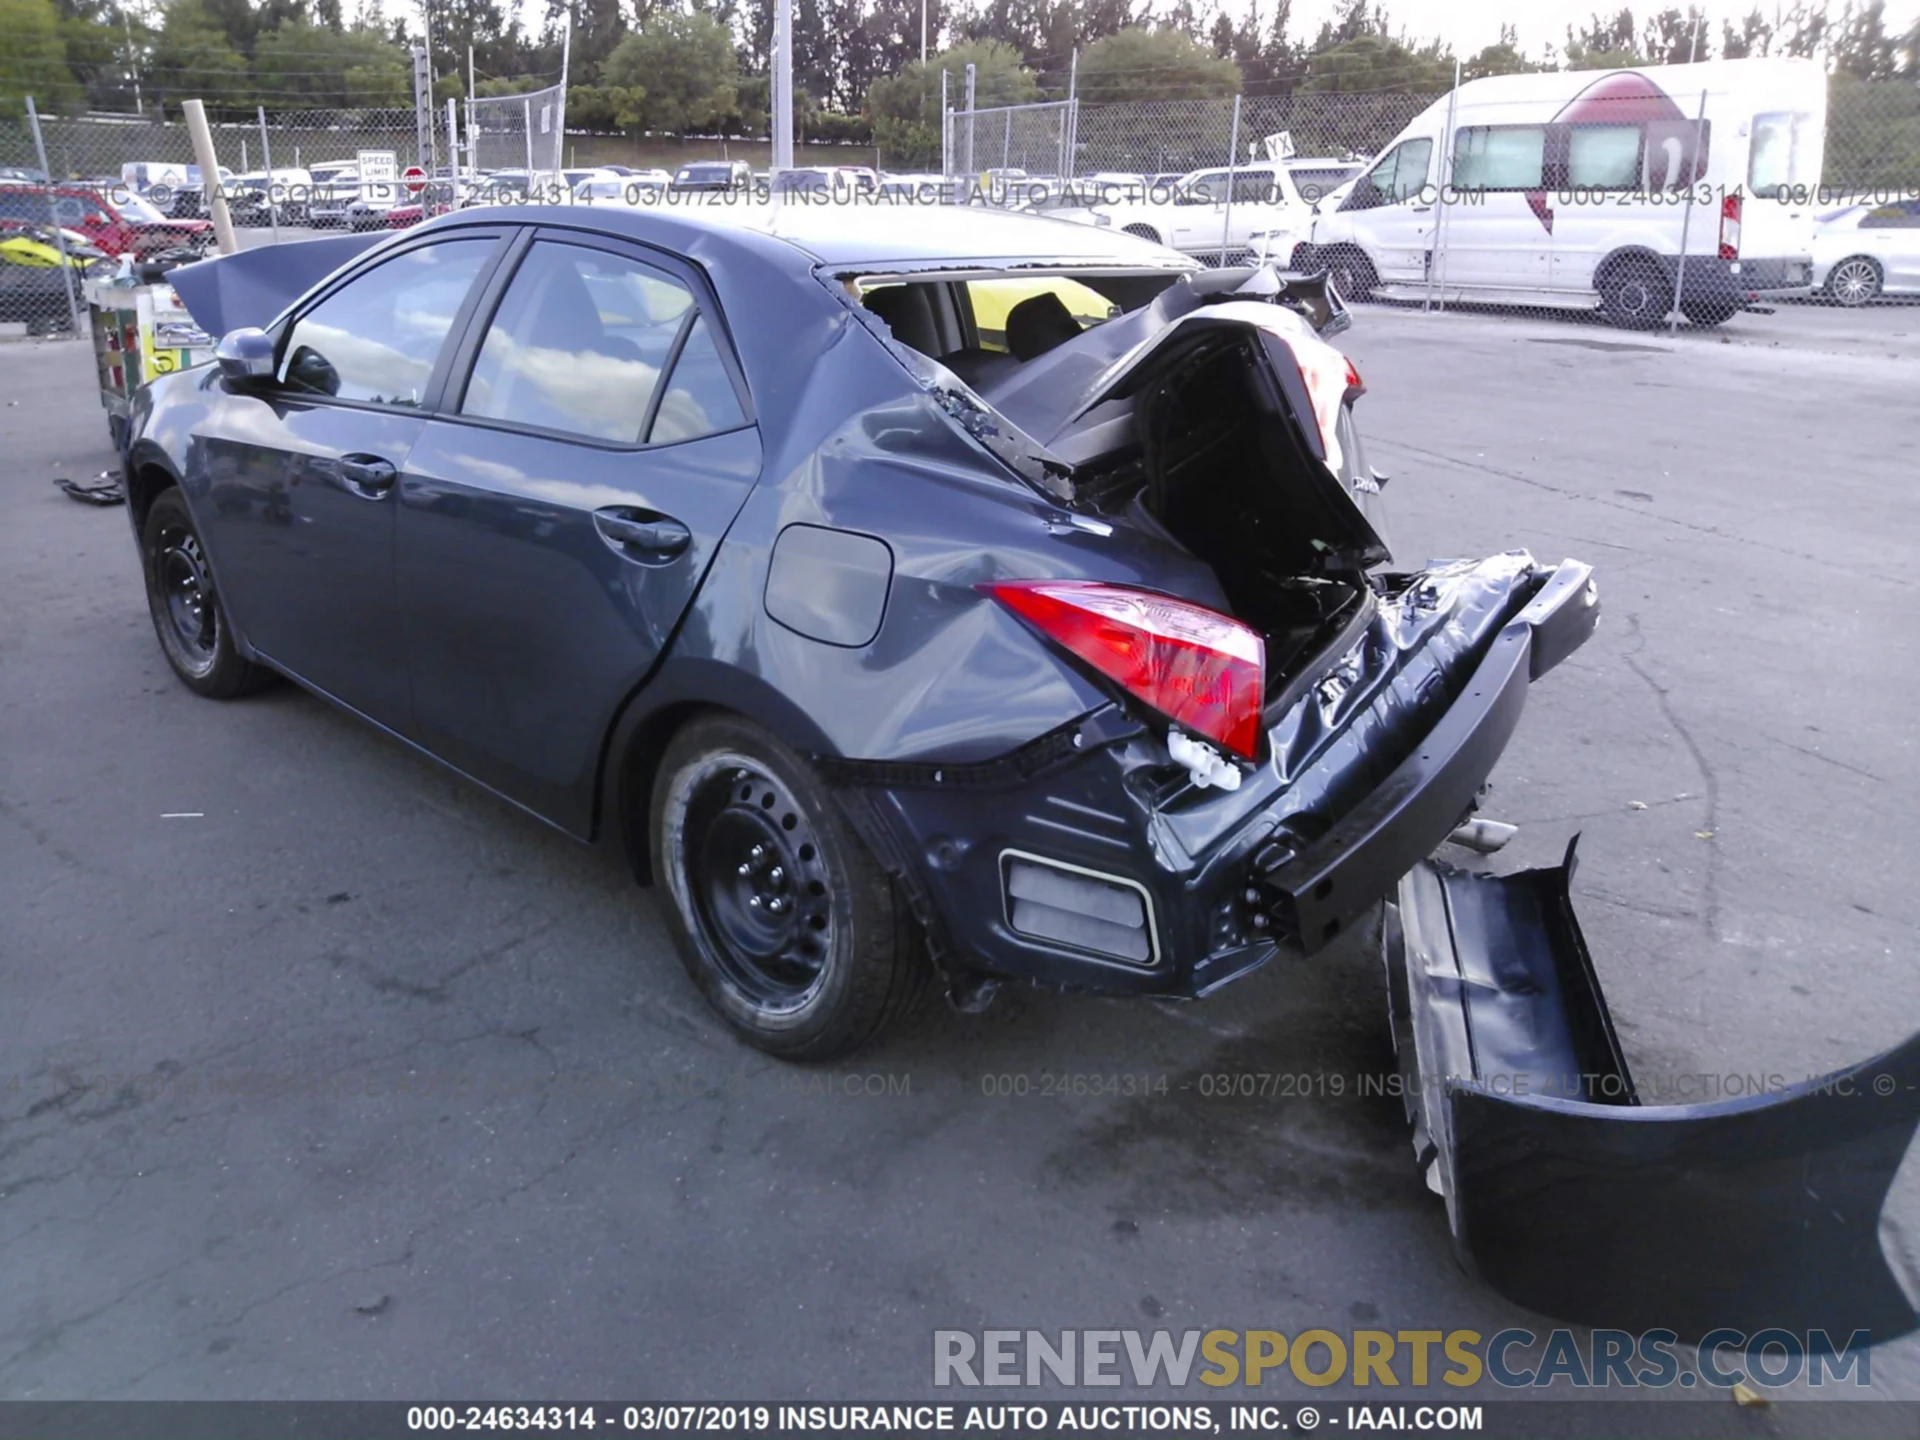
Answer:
[
  {"left": 278, "top": 239, "right": 493, "bottom": 406},
  {"left": 1453, "top": 126, "right": 1547, "bottom": 191},
  {"left": 1749, "top": 112, "right": 1817, "bottom": 198},
  {"left": 459, "top": 239, "right": 744, "bottom": 445},
  {"left": 1566, "top": 125, "right": 1643, "bottom": 190}
]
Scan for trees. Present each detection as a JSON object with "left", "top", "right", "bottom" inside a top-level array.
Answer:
[
  {"left": 0, "top": 0, "right": 78, "bottom": 116},
  {"left": 1074, "top": 26, "right": 1241, "bottom": 103},
  {"left": 865, "top": 38, "right": 1035, "bottom": 166},
  {"left": 599, "top": 11, "right": 740, "bottom": 134},
  {"left": 1301, "top": 33, "right": 1453, "bottom": 91},
  {"left": 150, "top": 0, "right": 250, "bottom": 109}
]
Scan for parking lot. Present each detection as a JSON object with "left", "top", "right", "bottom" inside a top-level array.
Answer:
[{"left": 3, "top": 292, "right": 1919, "bottom": 1409}]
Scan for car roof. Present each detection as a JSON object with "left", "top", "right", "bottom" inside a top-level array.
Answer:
[{"left": 436, "top": 202, "right": 1195, "bottom": 274}]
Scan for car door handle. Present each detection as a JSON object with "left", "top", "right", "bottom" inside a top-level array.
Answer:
[
  {"left": 338, "top": 454, "right": 397, "bottom": 497},
  {"left": 594, "top": 507, "right": 691, "bottom": 560}
]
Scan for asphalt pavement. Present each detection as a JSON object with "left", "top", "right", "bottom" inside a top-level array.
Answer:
[{"left": 2, "top": 293, "right": 1917, "bottom": 1409}]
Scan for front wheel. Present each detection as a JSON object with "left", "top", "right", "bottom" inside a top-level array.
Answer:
[
  {"left": 1320, "top": 246, "right": 1377, "bottom": 301},
  {"left": 1826, "top": 256, "right": 1883, "bottom": 307},
  {"left": 649, "top": 714, "right": 928, "bottom": 1060},
  {"left": 141, "top": 487, "right": 275, "bottom": 698}
]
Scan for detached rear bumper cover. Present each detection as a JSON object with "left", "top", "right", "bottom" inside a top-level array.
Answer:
[{"left": 1388, "top": 842, "right": 1920, "bottom": 1339}]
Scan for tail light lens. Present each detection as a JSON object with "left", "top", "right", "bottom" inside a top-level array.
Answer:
[
  {"left": 984, "top": 580, "right": 1265, "bottom": 759},
  {"left": 1284, "top": 329, "right": 1360, "bottom": 472},
  {"left": 1719, "top": 192, "right": 1741, "bottom": 260}
]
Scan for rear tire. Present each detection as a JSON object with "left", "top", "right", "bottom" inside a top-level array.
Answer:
[
  {"left": 1598, "top": 257, "right": 1670, "bottom": 330},
  {"left": 1680, "top": 295, "right": 1740, "bottom": 327},
  {"left": 141, "top": 487, "right": 275, "bottom": 699},
  {"left": 1826, "top": 256, "right": 1883, "bottom": 307},
  {"left": 649, "top": 713, "right": 928, "bottom": 1060}
]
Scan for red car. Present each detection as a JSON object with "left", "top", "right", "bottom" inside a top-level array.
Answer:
[{"left": 0, "top": 184, "right": 213, "bottom": 259}]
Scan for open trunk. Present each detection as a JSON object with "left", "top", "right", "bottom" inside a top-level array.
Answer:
[{"left": 1031, "top": 302, "right": 1393, "bottom": 694}]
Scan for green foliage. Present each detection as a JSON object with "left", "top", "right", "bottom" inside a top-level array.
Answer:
[
  {"left": 1075, "top": 26, "right": 1241, "bottom": 103},
  {"left": 0, "top": 0, "right": 80, "bottom": 116},
  {"left": 1301, "top": 33, "right": 1454, "bottom": 91},
  {"left": 254, "top": 22, "right": 409, "bottom": 108},
  {"left": 865, "top": 39, "right": 1036, "bottom": 167},
  {"left": 600, "top": 11, "right": 739, "bottom": 133},
  {"left": 151, "top": 0, "right": 251, "bottom": 108}
]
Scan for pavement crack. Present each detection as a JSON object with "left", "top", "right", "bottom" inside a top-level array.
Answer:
[{"left": 1621, "top": 616, "right": 1722, "bottom": 940}]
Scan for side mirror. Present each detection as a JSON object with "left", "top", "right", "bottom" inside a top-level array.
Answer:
[{"left": 215, "top": 327, "right": 275, "bottom": 383}]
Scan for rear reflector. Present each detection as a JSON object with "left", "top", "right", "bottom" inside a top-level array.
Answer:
[
  {"left": 1719, "top": 192, "right": 1741, "bottom": 261},
  {"left": 1004, "top": 852, "right": 1156, "bottom": 965},
  {"left": 983, "top": 580, "right": 1265, "bottom": 759}
]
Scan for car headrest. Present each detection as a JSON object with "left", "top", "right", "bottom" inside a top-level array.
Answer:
[
  {"left": 863, "top": 284, "right": 939, "bottom": 357},
  {"left": 1005, "top": 291, "right": 1080, "bottom": 361}
]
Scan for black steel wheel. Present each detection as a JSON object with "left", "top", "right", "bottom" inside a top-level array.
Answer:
[
  {"left": 650, "top": 714, "right": 927, "bottom": 1059},
  {"left": 141, "top": 487, "right": 274, "bottom": 698}
]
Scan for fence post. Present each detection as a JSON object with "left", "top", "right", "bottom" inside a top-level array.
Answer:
[
  {"left": 523, "top": 98, "right": 534, "bottom": 174},
  {"left": 962, "top": 64, "right": 976, "bottom": 176},
  {"left": 1065, "top": 51, "right": 1078, "bottom": 178},
  {"left": 256, "top": 107, "right": 280, "bottom": 245},
  {"left": 940, "top": 69, "right": 949, "bottom": 176},
  {"left": 447, "top": 96, "right": 462, "bottom": 206},
  {"left": 1670, "top": 88, "right": 1710, "bottom": 335},
  {"left": 1427, "top": 59, "right": 1462, "bottom": 313},
  {"left": 1003, "top": 108, "right": 1012, "bottom": 169},
  {"left": 24, "top": 96, "right": 85, "bottom": 335},
  {"left": 412, "top": 45, "right": 434, "bottom": 172},
  {"left": 1221, "top": 94, "right": 1242, "bottom": 263}
]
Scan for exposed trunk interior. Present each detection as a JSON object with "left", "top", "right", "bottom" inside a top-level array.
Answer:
[{"left": 1068, "top": 331, "right": 1372, "bottom": 692}]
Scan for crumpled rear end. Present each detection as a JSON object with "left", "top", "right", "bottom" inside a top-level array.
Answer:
[{"left": 1387, "top": 840, "right": 1920, "bottom": 1339}]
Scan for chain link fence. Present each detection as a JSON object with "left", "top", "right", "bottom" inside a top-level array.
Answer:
[
  {"left": 2, "top": 70, "right": 1913, "bottom": 336},
  {"left": 466, "top": 82, "right": 568, "bottom": 179}
]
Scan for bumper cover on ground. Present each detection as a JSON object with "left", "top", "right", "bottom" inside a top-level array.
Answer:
[{"left": 1387, "top": 839, "right": 1920, "bottom": 1339}]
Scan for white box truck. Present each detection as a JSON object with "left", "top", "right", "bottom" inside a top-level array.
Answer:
[{"left": 1284, "top": 57, "right": 1825, "bottom": 327}]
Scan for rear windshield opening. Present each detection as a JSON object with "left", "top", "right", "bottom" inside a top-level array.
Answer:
[{"left": 850, "top": 270, "right": 1183, "bottom": 393}]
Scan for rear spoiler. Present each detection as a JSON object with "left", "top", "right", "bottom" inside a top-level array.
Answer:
[
  {"left": 167, "top": 231, "right": 386, "bottom": 337},
  {"left": 1387, "top": 838, "right": 1920, "bottom": 1339}
]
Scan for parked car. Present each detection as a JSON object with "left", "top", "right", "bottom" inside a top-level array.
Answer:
[
  {"left": 671, "top": 160, "right": 751, "bottom": 194},
  {"left": 1294, "top": 56, "right": 1824, "bottom": 327},
  {"left": 0, "top": 184, "right": 212, "bottom": 258},
  {"left": 1086, "top": 160, "right": 1314, "bottom": 261},
  {"left": 305, "top": 167, "right": 361, "bottom": 227},
  {"left": 1811, "top": 198, "right": 1920, "bottom": 305},
  {"left": 229, "top": 168, "right": 315, "bottom": 226},
  {"left": 157, "top": 164, "right": 236, "bottom": 217},
  {"left": 139, "top": 202, "right": 1920, "bottom": 1343},
  {"left": 142, "top": 201, "right": 1585, "bottom": 1060}
]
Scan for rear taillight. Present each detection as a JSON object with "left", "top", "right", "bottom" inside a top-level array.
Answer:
[
  {"left": 1719, "top": 192, "right": 1741, "bottom": 260},
  {"left": 984, "top": 580, "right": 1265, "bottom": 760},
  {"left": 1285, "top": 330, "right": 1359, "bottom": 471}
]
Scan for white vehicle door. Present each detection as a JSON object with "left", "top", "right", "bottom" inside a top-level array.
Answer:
[
  {"left": 1863, "top": 201, "right": 1920, "bottom": 290},
  {"left": 1225, "top": 168, "right": 1298, "bottom": 253},
  {"left": 1335, "top": 138, "right": 1436, "bottom": 284},
  {"left": 1440, "top": 123, "right": 1553, "bottom": 292},
  {"left": 1167, "top": 171, "right": 1227, "bottom": 252}
]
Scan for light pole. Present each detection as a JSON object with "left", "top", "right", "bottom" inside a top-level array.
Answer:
[{"left": 771, "top": 0, "right": 793, "bottom": 173}]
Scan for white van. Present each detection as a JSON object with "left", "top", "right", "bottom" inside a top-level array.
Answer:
[{"left": 1286, "top": 57, "right": 1825, "bottom": 327}]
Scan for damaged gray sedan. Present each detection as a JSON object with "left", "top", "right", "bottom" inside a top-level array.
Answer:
[{"left": 140, "top": 206, "right": 1919, "bottom": 1339}]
